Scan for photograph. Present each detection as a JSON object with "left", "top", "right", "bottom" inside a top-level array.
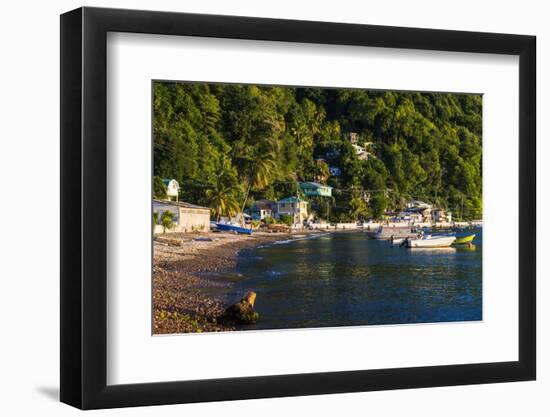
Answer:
[{"left": 151, "top": 81, "right": 483, "bottom": 334}]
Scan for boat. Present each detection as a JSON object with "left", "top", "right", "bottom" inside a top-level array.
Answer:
[
  {"left": 366, "top": 225, "right": 418, "bottom": 240},
  {"left": 453, "top": 234, "right": 476, "bottom": 245},
  {"left": 211, "top": 221, "right": 252, "bottom": 235},
  {"left": 405, "top": 234, "right": 456, "bottom": 248},
  {"left": 390, "top": 237, "right": 406, "bottom": 246}
]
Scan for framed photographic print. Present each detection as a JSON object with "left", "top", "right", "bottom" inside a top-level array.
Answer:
[{"left": 60, "top": 6, "right": 536, "bottom": 409}]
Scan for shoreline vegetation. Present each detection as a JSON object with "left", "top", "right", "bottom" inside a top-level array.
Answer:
[
  {"left": 153, "top": 231, "right": 318, "bottom": 334},
  {"left": 153, "top": 83, "right": 482, "bottom": 223}
]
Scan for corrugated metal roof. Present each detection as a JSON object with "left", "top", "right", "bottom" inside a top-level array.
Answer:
[
  {"left": 277, "top": 196, "right": 307, "bottom": 203},
  {"left": 153, "top": 199, "right": 209, "bottom": 210},
  {"left": 252, "top": 200, "right": 276, "bottom": 210},
  {"left": 299, "top": 182, "right": 332, "bottom": 189}
]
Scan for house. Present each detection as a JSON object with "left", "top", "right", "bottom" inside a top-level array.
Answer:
[
  {"left": 352, "top": 144, "right": 368, "bottom": 160},
  {"left": 162, "top": 179, "right": 180, "bottom": 201},
  {"left": 346, "top": 132, "right": 360, "bottom": 144},
  {"left": 324, "top": 149, "right": 341, "bottom": 160},
  {"left": 153, "top": 199, "right": 210, "bottom": 233},
  {"left": 432, "top": 209, "right": 452, "bottom": 223},
  {"left": 351, "top": 143, "right": 372, "bottom": 161},
  {"left": 250, "top": 200, "right": 276, "bottom": 220},
  {"left": 276, "top": 197, "right": 309, "bottom": 224},
  {"left": 344, "top": 132, "right": 373, "bottom": 160},
  {"left": 399, "top": 211, "right": 424, "bottom": 223},
  {"left": 329, "top": 166, "right": 341, "bottom": 176},
  {"left": 299, "top": 182, "right": 333, "bottom": 197},
  {"left": 407, "top": 200, "right": 433, "bottom": 210}
]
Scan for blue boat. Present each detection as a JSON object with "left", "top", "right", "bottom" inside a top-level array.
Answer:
[{"left": 211, "top": 222, "right": 252, "bottom": 235}]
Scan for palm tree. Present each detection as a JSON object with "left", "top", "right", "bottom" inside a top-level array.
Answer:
[
  {"left": 349, "top": 188, "right": 369, "bottom": 221},
  {"left": 315, "top": 160, "right": 330, "bottom": 183},
  {"left": 238, "top": 142, "right": 279, "bottom": 221},
  {"left": 206, "top": 180, "right": 240, "bottom": 221},
  {"left": 206, "top": 160, "right": 241, "bottom": 221},
  {"left": 160, "top": 211, "right": 175, "bottom": 233}
]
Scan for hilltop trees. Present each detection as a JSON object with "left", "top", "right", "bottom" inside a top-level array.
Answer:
[{"left": 153, "top": 82, "right": 482, "bottom": 221}]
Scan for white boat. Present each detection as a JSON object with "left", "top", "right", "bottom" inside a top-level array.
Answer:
[{"left": 405, "top": 234, "right": 456, "bottom": 248}]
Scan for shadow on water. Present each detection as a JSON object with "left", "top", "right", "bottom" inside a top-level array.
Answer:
[{"left": 218, "top": 229, "right": 482, "bottom": 331}]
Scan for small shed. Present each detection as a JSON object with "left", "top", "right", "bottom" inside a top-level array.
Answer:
[
  {"left": 162, "top": 179, "right": 180, "bottom": 201},
  {"left": 250, "top": 200, "right": 276, "bottom": 220},
  {"left": 153, "top": 199, "right": 210, "bottom": 233}
]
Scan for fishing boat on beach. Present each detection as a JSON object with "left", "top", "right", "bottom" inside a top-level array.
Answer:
[
  {"left": 453, "top": 234, "right": 476, "bottom": 245},
  {"left": 405, "top": 234, "right": 456, "bottom": 248},
  {"left": 211, "top": 221, "right": 253, "bottom": 235}
]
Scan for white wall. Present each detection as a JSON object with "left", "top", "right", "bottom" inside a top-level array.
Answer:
[{"left": 0, "top": 0, "right": 546, "bottom": 416}]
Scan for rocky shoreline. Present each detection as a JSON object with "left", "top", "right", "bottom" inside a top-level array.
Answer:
[{"left": 153, "top": 231, "right": 300, "bottom": 334}]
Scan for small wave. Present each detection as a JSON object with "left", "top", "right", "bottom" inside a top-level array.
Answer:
[
  {"left": 273, "top": 233, "right": 331, "bottom": 245},
  {"left": 273, "top": 239, "right": 293, "bottom": 245}
]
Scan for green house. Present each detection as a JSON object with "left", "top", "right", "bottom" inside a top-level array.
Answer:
[{"left": 299, "top": 182, "right": 333, "bottom": 197}]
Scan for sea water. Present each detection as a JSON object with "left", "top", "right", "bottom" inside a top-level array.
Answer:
[{"left": 221, "top": 229, "right": 482, "bottom": 330}]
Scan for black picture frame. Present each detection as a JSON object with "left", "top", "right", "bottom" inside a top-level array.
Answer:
[{"left": 60, "top": 6, "right": 536, "bottom": 410}]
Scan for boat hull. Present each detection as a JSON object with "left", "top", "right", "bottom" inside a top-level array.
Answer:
[
  {"left": 212, "top": 222, "right": 252, "bottom": 235},
  {"left": 406, "top": 236, "right": 456, "bottom": 248},
  {"left": 390, "top": 237, "right": 406, "bottom": 246},
  {"left": 453, "top": 234, "right": 476, "bottom": 245}
]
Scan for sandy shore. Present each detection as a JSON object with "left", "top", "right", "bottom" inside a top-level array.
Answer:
[{"left": 153, "top": 230, "right": 305, "bottom": 334}]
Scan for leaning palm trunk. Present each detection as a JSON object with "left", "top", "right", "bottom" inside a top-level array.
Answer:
[{"left": 239, "top": 182, "right": 252, "bottom": 228}]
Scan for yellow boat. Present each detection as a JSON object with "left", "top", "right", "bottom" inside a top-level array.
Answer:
[{"left": 453, "top": 234, "right": 476, "bottom": 245}]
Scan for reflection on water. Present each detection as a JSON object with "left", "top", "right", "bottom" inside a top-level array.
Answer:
[{"left": 221, "top": 229, "right": 482, "bottom": 330}]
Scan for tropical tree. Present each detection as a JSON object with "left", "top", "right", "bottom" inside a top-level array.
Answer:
[
  {"left": 160, "top": 211, "right": 174, "bottom": 233},
  {"left": 279, "top": 214, "right": 293, "bottom": 226},
  {"left": 315, "top": 160, "right": 330, "bottom": 182},
  {"left": 238, "top": 141, "right": 279, "bottom": 220},
  {"left": 348, "top": 188, "right": 369, "bottom": 221},
  {"left": 205, "top": 157, "right": 241, "bottom": 220},
  {"left": 152, "top": 211, "right": 159, "bottom": 233},
  {"left": 152, "top": 82, "right": 483, "bottom": 221},
  {"left": 369, "top": 193, "right": 388, "bottom": 219},
  {"left": 153, "top": 176, "right": 167, "bottom": 200},
  {"left": 206, "top": 179, "right": 241, "bottom": 221}
]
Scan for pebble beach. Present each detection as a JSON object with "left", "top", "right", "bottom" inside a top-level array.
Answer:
[{"left": 153, "top": 231, "right": 298, "bottom": 334}]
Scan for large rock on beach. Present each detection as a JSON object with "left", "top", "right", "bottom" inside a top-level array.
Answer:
[{"left": 222, "top": 291, "right": 259, "bottom": 324}]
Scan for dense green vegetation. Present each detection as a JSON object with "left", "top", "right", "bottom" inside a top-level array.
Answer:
[{"left": 153, "top": 82, "right": 482, "bottom": 221}]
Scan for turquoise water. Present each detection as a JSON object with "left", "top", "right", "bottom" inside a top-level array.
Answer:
[{"left": 220, "top": 229, "right": 482, "bottom": 330}]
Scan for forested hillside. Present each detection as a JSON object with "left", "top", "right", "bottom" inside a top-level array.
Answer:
[{"left": 153, "top": 82, "right": 482, "bottom": 221}]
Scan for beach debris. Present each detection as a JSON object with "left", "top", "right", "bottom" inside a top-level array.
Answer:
[
  {"left": 265, "top": 224, "right": 291, "bottom": 233},
  {"left": 222, "top": 291, "right": 259, "bottom": 324},
  {"left": 193, "top": 237, "right": 214, "bottom": 242},
  {"left": 155, "top": 236, "right": 183, "bottom": 246}
]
